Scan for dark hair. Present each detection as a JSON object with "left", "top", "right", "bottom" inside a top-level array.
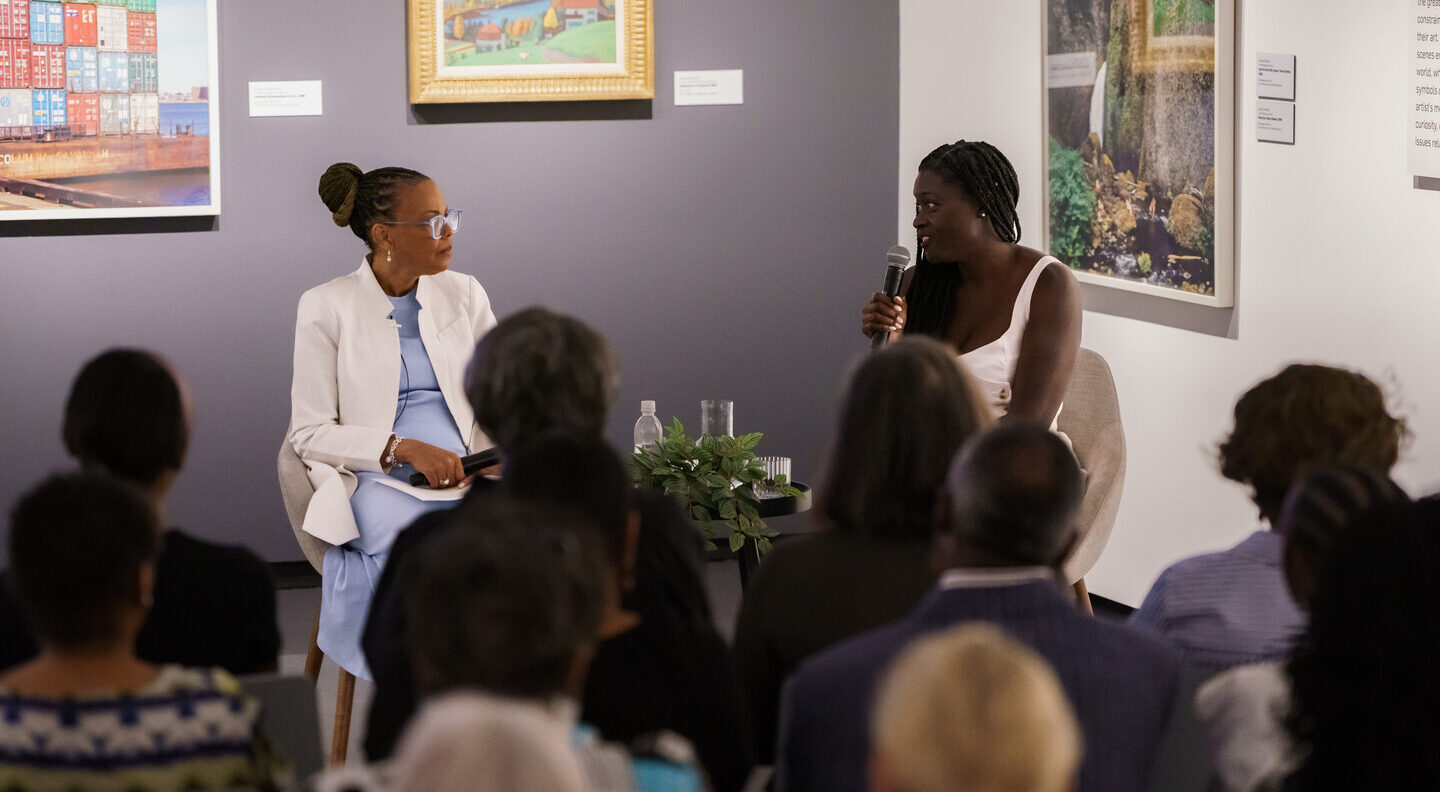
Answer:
[
  {"left": 626, "top": 491, "right": 714, "bottom": 629},
  {"left": 504, "top": 432, "right": 629, "bottom": 565},
  {"left": 465, "top": 307, "right": 620, "bottom": 452},
  {"left": 62, "top": 348, "right": 187, "bottom": 487},
  {"left": 1219, "top": 364, "right": 1406, "bottom": 521},
  {"left": 405, "top": 499, "right": 608, "bottom": 700},
  {"left": 1276, "top": 464, "right": 1407, "bottom": 609},
  {"left": 905, "top": 141, "right": 1021, "bottom": 340},
  {"left": 1282, "top": 495, "right": 1436, "bottom": 791},
  {"left": 8, "top": 473, "right": 159, "bottom": 650},
  {"left": 318, "top": 162, "right": 429, "bottom": 250},
  {"left": 818, "top": 338, "right": 990, "bottom": 540},
  {"left": 946, "top": 424, "right": 1084, "bottom": 566}
]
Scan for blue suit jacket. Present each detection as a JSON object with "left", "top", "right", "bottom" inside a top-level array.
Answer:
[{"left": 777, "top": 579, "right": 1181, "bottom": 792}]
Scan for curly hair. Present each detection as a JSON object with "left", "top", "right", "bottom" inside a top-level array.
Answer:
[{"left": 1218, "top": 364, "right": 1406, "bottom": 521}]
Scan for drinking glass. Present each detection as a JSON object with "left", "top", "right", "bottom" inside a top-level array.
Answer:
[{"left": 700, "top": 399, "right": 733, "bottom": 437}]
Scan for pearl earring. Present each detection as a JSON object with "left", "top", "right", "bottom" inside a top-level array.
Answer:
[
  {"left": 386, "top": 249, "right": 392, "bottom": 263},
  {"left": 979, "top": 212, "right": 987, "bottom": 218}
]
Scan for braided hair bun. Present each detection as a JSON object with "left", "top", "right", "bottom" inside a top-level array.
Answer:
[{"left": 318, "top": 162, "right": 363, "bottom": 227}]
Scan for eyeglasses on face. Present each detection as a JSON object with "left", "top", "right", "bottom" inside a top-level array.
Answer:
[{"left": 380, "top": 209, "right": 462, "bottom": 240}]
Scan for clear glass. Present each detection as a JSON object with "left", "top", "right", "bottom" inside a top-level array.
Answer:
[
  {"left": 380, "top": 209, "right": 462, "bottom": 239},
  {"left": 700, "top": 399, "right": 733, "bottom": 437}
]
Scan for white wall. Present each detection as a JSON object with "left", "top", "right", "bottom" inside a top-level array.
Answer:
[{"left": 900, "top": 0, "right": 1440, "bottom": 605}]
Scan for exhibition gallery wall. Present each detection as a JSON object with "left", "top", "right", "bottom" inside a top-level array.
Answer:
[{"left": 5, "top": 0, "right": 1438, "bottom": 606}]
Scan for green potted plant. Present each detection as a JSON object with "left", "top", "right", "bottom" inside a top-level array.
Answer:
[{"left": 630, "top": 418, "right": 799, "bottom": 555}]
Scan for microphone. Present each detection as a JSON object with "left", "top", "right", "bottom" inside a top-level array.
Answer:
[
  {"left": 871, "top": 245, "right": 913, "bottom": 351},
  {"left": 408, "top": 447, "right": 503, "bottom": 487}
]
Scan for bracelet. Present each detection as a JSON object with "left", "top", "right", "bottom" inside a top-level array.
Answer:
[{"left": 384, "top": 435, "right": 403, "bottom": 468}]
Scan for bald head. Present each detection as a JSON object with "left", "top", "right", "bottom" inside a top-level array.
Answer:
[{"left": 944, "top": 425, "right": 1084, "bottom": 568}]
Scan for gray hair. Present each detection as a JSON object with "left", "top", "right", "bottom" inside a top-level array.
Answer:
[{"left": 465, "top": 307, "right": 620, "bottom": 452}]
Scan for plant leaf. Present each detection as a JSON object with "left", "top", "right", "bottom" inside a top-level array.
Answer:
[
  {"left": 729, "top": 531, "right": 745, "bottom": 553},
  {"left": 718, "top": 499, "right": 738, "bottom": 520}
]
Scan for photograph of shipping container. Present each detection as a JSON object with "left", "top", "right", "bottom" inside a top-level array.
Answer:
[
  {"left": 28, "top": 41, "right": 61, "bottom": 88},
  {"left": 92, "top": 0, "right": 122, "bottom": 5},
  {"left": 66, "top": 88, "right": 94, "bottom": 134},
  {"left": 0, "top": 86, "right": 31, "bottom": 127},
  {"left": 28, "top": 0, "right": 59, "bottom": 46},
  {"left": 0, "top": 0, "right": 31, "bottom": 41},
  {"left": 123, "top": 9, "right": 149, "bottom": 52},
  {"left": 125, "top": 48, "right": 150, "bottom": 92},
  {"left": 94, "top": 2, "right": 119, "bottom": 50},
  {"left": 96, "top": 87, "right": 124, "bottom": 133},
  {"left": 0, "top": 39, "right": 29, "bottom": 88},
  {"left": 64, "top": 43, "right": 93, "bottom": 92},
  {"left": 129, "top": 89, "right": 151, "bottom": 132},
  {"left": 95, "top": 47, "right": 121, "bottom": 91},
  {"left": 31, "top": 87, "right": 65, "bottom": 127},
  {"left": 124, "top": 0, "right": 150, "bottom": 13},
  {"left": 62, "top": 2, "right": 93, "bottom": 46}
]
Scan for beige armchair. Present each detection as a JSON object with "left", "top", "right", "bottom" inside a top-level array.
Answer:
[{"left": 1055, "top": 348, "right": 1126, "bottom": 613}]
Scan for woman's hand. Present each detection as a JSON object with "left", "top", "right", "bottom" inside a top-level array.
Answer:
[
  {"left": 862, "top": 293, "right": 906, "bottom": 341},
  {"left": 394, "top": 439, "right": 465, "bottom": 488}
]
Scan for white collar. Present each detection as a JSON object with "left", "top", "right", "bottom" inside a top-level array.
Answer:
[{"left": 938, "top": 566, "right": 1056, "bottom": 590}]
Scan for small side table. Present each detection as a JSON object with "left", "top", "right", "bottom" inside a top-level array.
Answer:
[{"left": 707, "top": 483, "right": 811, "bottom": 589}]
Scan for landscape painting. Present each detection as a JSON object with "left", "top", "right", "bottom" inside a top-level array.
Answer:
[
  {"left": 0, "top": 0, "right": 219, "bottom": 219},
  {"left": 1043, "top": 0, "right": 1233, "bottom": 306},
  {"left": 408, "top": 0, "right": 652, "bottom": 103}
]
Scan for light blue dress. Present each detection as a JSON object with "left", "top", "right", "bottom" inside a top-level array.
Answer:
[{"left": 318, "top": 290, "right": 468, "bottom": 679}]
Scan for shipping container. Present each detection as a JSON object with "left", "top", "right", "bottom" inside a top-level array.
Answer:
[
  {"left": 0, "top": 0, "right": 31, "bottom": 41},
  {"left": 93, "top": 2, "right": 120, "bottom": 50},
  {"left": 65, "top": 88, "right": 94, "bottom": 133},
  {"left": 0, "top": 86, "right": 29, "bottom": 126},
  {"left": 64, "top": 44, "right": 94, "bottom": 92},
  {"left": 27, "top": 41, "right": 60, "bottom": 87},
  {"left": 125, "top": 48, "right": 150, "bottom": 91},
  {"left": 128, "top": 89, "right": 151, "bottom": 132},
  {"left": 28, "top": 0, "right": 59, "bottom": 45},
  {"left": 62, "top": 2, "right": 93, "bottom": 45},
  {"left": 123, "top": 8, "right": 149, "bottom": 51},
  {"left": 95, "top": 46, "right": 121, "bottom": 90},
  {"left": 30, "top": 87, "right": 61, "bottom": 126},
  {"left": 93, "top": 0, "right": 123, "bottom": 5},
  {"left": 123, "top": 0, "right": 150, "bottom": 12},
  {"left": 0, "top": 38, "right": 29, "bottom": 88},
  {"left": 97, "top": 86, "right": 123, "bottom": 133}
]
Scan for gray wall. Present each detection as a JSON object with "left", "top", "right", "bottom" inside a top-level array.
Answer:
[{"left": 0, "top": 0, "right": 898, "bottom": 563}]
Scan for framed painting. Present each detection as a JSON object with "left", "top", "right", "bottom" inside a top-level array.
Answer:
[
  {"left": 408, "top": 0, "right": 653, "bottom": 103},
  {"left": 0, "top": 0, "right": 220, "bottom": 220},
  {"left": 1042, "top": 0, "right": 1234, "bottom": 306}
]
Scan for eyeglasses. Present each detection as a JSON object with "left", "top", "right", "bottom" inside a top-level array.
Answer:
[{"left": 380, "top": 209, "right": 462, "bottom": 240}]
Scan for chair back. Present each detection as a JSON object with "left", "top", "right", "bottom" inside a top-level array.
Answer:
[
  {"left": 1056, "top": 348, "right": 1126, "bottom": 583},
  {"left": 278, "top": 439, "right": 330, "bottom": 573},
  {"left": 239, "top": 673, "right": 325, "bottom": 782}
]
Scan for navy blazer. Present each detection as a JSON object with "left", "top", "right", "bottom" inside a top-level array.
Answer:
[{"left": 777, "top": 579, "right": 1181, "bottom": 792}]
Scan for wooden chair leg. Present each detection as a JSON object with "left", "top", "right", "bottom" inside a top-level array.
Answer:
[
  {"left": 304, "top": 605, "right": 323, "bottom": 682},
  {"left": 330, "top": 668, "right": 356, "bottom": 766},
  {"left": 1073, "top": 577, "right": 1094, "bottom": 615}
]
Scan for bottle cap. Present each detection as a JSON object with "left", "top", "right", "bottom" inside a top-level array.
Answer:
[{"left": 641, "top": 400, "right": 655, "bottom": 412}]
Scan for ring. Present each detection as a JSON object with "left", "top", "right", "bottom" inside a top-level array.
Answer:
[{"left": 440, "top": 479, "right": 450, "bottom": 486}]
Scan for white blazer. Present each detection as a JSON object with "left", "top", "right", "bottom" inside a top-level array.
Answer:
[{"left": 288, "top": 259, "right": 498, "bottom": 545}]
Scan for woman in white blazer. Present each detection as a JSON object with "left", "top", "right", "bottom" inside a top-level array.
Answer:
[{"left": 289, "top": 162, "right": 497, "bottom": 678}]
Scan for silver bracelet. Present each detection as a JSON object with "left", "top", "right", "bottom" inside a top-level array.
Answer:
[{"left": 384, "top": 435, "right": 403, "bottom": 468}]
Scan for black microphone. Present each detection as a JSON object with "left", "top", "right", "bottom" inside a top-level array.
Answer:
[
  {"left": 408, "top": 447, "right": 503, "bottom": 487},
  {"left": 871, "top": 245, "right": 913, "bottom": 351}
]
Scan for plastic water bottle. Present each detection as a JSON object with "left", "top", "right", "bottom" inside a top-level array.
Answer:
[{"left": 634, "top": 400, "right": 663, "bottom": 451}]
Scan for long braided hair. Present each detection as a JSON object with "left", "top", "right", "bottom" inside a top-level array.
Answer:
[
  {"left": 905, "top": 141, "right": 1022, "bottom": 340},
  {"left": 318, "top": 162, "right": 429, "bottom": 251}
]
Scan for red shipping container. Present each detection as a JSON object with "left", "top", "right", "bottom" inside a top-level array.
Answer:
[
  {"left": 66, "top": 90, "right": 95, "bottom": 134},
  {"left": 124, "top": 10, "right": 151, "bottom": 52},
  {"left": 0, "top": 0, "right": 30, "bottom": 41},
  {"left": 63, "top": 3, "right": 94, "bottom": 46},
  {"left": 28, "top": 42, "right": 61, "bottom": 88},
  {"left": 0, "top": 38, "right": 30, "bottom": 88}
]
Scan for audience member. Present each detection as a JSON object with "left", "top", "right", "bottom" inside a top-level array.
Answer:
[
  {"left": 1130, "top": 364, "right": 1405, "bottom": 671},
  {"left": 734, "top": 336, "right": 990, "bottom": 763},
  {"left": 778, "top": 424, "right": 1178, "bottom": 792},
  {"left": 0, "top": 473, "right": 286, "bottom": 791},
  {"left": 869, "top": 623, "right": 1081, "bottom": 792},
  {"left": 1196, "top": 465, "right": 1410, "bottom": 792},
  {"left": 362, "top": 308, "right": 747, "bottom": 791},
  {"left": 0, "top": 349, "right": 278, "bottom": 675}
]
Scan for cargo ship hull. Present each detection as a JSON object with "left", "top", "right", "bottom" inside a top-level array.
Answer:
[{"left": 0, "top": 132, "right": 207, "bottom": 179}]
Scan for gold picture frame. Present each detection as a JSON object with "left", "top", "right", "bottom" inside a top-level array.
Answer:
[{"left": 408, "top": 0, "right": 653, "bottom": 103}]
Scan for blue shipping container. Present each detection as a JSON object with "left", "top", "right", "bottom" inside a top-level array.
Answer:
[
  {"left": 31, "top": 88, "right": 65, "bottom": 126},
  {"left": 97, "top": 49, "right": 125, "bottom": 92},
  {"left": 66, "top": 46, "right": 98, "bottom": 94},
  {"left": 48, "top": 88, "right": 64, "bottom": 125},
  {"left": 29, "top": 1, "right": 62, "bottom": 45}
]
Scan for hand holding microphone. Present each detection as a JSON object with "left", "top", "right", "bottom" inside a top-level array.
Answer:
[{"left": 863, "top": 245, "right": 912, "bottom": 350}]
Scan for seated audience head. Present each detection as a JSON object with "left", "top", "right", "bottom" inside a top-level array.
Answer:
[
  {"left": 819, "top": 336, "right": 991, "bottom": 540},
  {"left": 62, "top": 348, "right": 190, "bottom": 494},
  {"left": 941, "top": 424, "right": 1083, "bottom": 570},
  {"left": 1218, "top": 364, "right": 1405, "bottom": 525},
  {"left": 404, "top": 499, "right": 608, "bottom": 700},
  {"left": 1276, "top": 464, "right": 1408, "bottom": 610},
  {"left": 8, "top": 473, "right": 159, "bottom": 653},
  {"left": 465, "top": 307, "right": 620, "bottom": 453},
  {"left": 870, "top": 623, "right": 1081, "bottom": 792},
  {"left": 1283, "top": 484, "right": 1435, "bottom": 790},
  {"left": 504, "top": 433, "right": 631, "bottom": 571}
]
